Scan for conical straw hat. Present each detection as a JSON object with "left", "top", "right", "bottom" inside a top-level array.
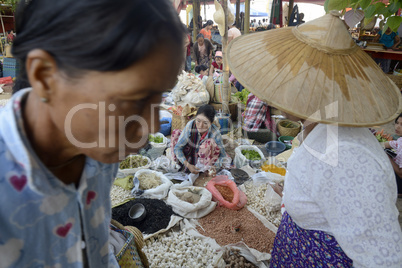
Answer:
[{"left": 227, "top": 11, "right": 402, "bottom": 127}]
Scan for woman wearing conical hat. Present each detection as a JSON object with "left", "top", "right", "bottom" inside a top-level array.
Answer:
[{"left": 228, "top": 11, "right": 402, "bottom": 267}]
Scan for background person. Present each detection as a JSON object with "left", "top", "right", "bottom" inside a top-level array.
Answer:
[
  {"left": 0, "top": 0, "right": 185, "bottom": 267},
  {"left": 227, "top": 12, "right": 402, "bottom": 267},
  {"left": 172, "top": 105, "right": 226, "bottom": 174},
  {"left": 200, "top": 19, "right": 214, "bottom": 41},
  {"left": 193, "top": 33, "right": 213, "bottom": 67},
  {"left": 242, "top": 93, "right": 277, "bottom": 143},
  {"left": 383, "top": 113, "right": 402, "bottom": 198},
  {"left": 209, "top": 51, "right": 223, "bottom": 77},
  {"left": 228, "top": 23, "right": 241, "bottom": 43},
  {"left": 374, "top": 27, "right": 401, "bottom": 72},
  {"left": 7, "top": 29, "right": 14, "bottom": 43}
]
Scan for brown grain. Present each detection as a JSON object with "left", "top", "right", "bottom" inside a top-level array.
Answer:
[
  {"left": 197, "top": 207, "right": 275, "bottom": 253},
  {"left": 215, "top": 185, "right": 234, "bottom": 202}
]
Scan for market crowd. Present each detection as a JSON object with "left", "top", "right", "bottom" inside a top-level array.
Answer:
[{"left": 0, "top": 0, "right": 401, "bottom": 268}]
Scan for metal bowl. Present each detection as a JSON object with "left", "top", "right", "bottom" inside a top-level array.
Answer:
[{"left": 128, "top": 203, "right": 146, "bottom": 222}]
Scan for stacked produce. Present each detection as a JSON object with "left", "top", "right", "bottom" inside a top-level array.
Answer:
[
  {"left": 171, "top": 71, "right": 208, "bottom": 105},
  {"left": 222, "top": 248, "right": 257, "bottom": 268},
  {"left": 243, "top": 181, "right": 283, "bottom": 227},
  {"left": 241, "top": 149, "right": 262, "bottom": 160},
  {"left": 232, "top": 88, "right": 250, "bottom": 105},
  {"left": 142, "top": 229, "right": 218, "bottom": 268},
  {"left": 110, "top": 185, "right": 132, "bottom": 207},
  {"left": 138, "top": 173, "right": 162, "bottom": 190},
  {"left": 149, "top": 134, "right": 164, "bottom": 143},
  {"left": 196, "top": 206, "right": 276, "bottom": 253},
  {"left": 119, "top": 155, "right": 149, "bottom": 169},
  {"left": 374, "top": 129, "right": 393, "bottom": 142}
]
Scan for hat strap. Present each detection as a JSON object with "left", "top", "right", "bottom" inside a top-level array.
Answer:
[{"left": 292, "top": 27, "right": 359, "bottom": 56}]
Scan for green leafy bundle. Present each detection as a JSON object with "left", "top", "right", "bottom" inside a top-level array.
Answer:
[{"left": 241, "top": 149, "right": 262, "bottom": 160}]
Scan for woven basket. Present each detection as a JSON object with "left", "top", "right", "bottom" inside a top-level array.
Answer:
[
  {"left": 213, "top": 82, "right": 231, "bottom": 103},
  {"left": 277, "top": 119, "right": 301, "bottom": 137},
  {"left": 171, "top": 113, "right": 194, "bottom": 132},
  {"left": 111, "top": 219, "right": 149, "bottom": 268},
  {"left": 206, "top": 76, "right": 215, "bottom": 102},
  {"left": 387, "top": 74, "right": 402, "bottom": 89}
]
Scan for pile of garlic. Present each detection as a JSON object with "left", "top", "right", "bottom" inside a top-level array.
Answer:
[
  {"left": 243, "top": 182, "right": 282, "bottom": 227},
  {"left": 171, "top": 71, "right": 206, "bottom": 103},
  {"left": 110, "top": 185, "right": 132, "bottom": 207},
  {"left": 143, "top": 229, "right": 219, "bottom": 268}
]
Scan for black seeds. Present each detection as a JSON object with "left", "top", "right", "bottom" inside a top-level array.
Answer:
[{"left": 112, "top": 198, "right": 175, "bottom": 234}]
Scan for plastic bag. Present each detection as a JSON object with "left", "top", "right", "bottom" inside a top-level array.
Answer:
[
  {"left": 131, "top": 169, "right": 173, "bottom": 199},
  {"left": 151, "top": 156, "right": 180, "bottom": 173},
  {"left": 181, "top": 87, "right": 210, "bottom": 107},
  {"left": 166, "top": 185, "right": 217, "bottom": 218},
  {"left": 147, "top": 133, "right": 168, "bottom": 160},
  {"left": 234, "top": 145, "right": 265, "bottom": 168},
  {"left": 206, "top": 175, "right": 247, "bottom": 210}
]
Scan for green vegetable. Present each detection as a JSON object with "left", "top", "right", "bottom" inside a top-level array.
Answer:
[
  {"left": 376, "top": 134, "right": 388, "bottom": 143},
  {"left": 149, "top": 135, "right": 163, "bottom": 143},
  {"left": 241, "top": 149, "right": 261, "bottom": 160},
  {"left": 119, "top": 155, "right": 149, "bottom": 169},
  {"left": 233, "top": 88, "right": 250, "bottom": 106}
]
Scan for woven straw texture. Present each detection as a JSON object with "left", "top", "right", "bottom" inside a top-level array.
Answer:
[
  {"left": 277, "top": 119, "right": 301, "bottom": 137},
  {"left": 387, "top": 74, "right": 402, "bottom": 89},
  {"left": 111, "top": 219, "right": 149, "bottom": 268},
  {"left": 171, "top": 113, "right": 194, "bottom": 132},
  {"left": 227, "top": 12, "right": 402, "bottom": 127},
  {"left": 210, "top": 102, "right": 238, "bottom": 121}
]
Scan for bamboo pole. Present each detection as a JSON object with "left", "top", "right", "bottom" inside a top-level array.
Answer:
[
  {"left": 235, "top": 0, "right": 240, "bottom": 28},
  {"left": 221, "top": 0, "right": 229, "bottom": 114},
  {"left": 244, "top": 0, "right": 250, "bottom": 34},
  {"left": 192, "top": 0, "right": 200, "bottom": 42},
  {"left": 288, "top": 0, "right": 294, "bottom": 26},
  {"left": 0, "top": 13, "right": 6, "bottom": 56}
]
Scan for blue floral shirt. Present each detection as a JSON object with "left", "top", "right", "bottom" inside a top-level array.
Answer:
[
  {"left": 174, "top": 119, "right": 226, "bottom": 166},
  {"left": 0, "top": 89, "right": 119, "bottom": 267}
]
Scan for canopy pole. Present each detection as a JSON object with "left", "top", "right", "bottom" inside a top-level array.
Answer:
[
  {"left": 244, "top": 0, "right": 250, "bottom": 34},
  {"left": 0, "top": 14, "right": 6, "bottom": 56},
  {"left": 192, "top": 0, "right": 200, "bottom": 42},
  {"left": 235, "top": 0, "right": 240, "bottom": 28},
  {"left": 287, "top": 0, "right": 294, "bottom": 26},
  {"left": 222, "top": 0, "right": 229, "bottom": 114}
]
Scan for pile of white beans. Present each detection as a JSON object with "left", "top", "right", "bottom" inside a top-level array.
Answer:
[
  {"left": 143, "top": 229, "right": 219, "bottom": 268},
  {"left": 110, "top": 185, "right": 133, "bottom": 207},
  {"left": 243, "top": 182, "right": 282, "bottom": 227}
]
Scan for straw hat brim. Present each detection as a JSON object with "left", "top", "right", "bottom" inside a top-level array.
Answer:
[{"left": 227, "top": 27, "right": 402, "bottom": 127}]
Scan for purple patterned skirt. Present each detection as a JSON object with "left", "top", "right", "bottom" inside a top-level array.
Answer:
[{"left": 270, "top": 211, "right": 353, "bottom": 268}]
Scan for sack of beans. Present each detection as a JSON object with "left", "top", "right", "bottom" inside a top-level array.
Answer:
[
  {"left": 166, "top": 185, "right": 217, "bottom": 218},
  {"left": 206, "top": 175, "right": 247, "bottom": 210}
]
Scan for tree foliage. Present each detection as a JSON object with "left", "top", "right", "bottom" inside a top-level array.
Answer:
[{"left": 324, "top": 0, "right": 402, "bottom": 32}]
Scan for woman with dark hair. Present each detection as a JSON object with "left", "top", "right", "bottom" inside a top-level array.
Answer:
[
  {"left": 172, "top": 104, "right": 226, "bottom": 174},
  {"left": 200, "top": 19, "right": 214, "bottom": 40},
  {"left": 193, "top": 33, "right": 213, "bottom": 67},
  {"left": 0, "top": 0, "right": 184, "bottom": 266},
  {"left": 383, "top": 113, "right": 402, "bottom": 198}
]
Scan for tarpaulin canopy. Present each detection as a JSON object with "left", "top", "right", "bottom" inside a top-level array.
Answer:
[
  {"left": 175, "top": 0, "right": 246, "bottom": 12},
  {"left": 236, "top": 3, "right": 268, "bottom": 17}
]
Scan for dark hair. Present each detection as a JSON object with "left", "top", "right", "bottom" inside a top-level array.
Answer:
[
  {"left": 196, "top": 33, "right": 204, "bottom": 39},
  {"left": 196, "top": 104, "right": 215, "bottom": 123},
  {"left": 195, "top": 65, "right": 208, "bottom": 73},
  {"left": 395, "top": 113, "right": 402, "bottom": 123},
  {"left": 12, "top": 0, "right": 185, "bottom": 92}
]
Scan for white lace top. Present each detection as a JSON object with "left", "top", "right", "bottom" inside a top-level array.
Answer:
[{"left": 283, "top": 124, "right": 402, "bottom": 268}]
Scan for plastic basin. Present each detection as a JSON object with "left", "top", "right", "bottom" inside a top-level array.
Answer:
[
  {"left": 265, "top": 141, "right": 286, "bottom": 156},
  {"left": 278, "top": 136, "right": 294, "bottom": 150}
]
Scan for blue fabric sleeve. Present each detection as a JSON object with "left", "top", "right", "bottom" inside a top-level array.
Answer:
[{"left": 174, "top": 120, "right": 193, "bottom": 165}]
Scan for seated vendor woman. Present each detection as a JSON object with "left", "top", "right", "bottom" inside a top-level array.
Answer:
[
  {"left": 209, "top": 51, "right": 223, "bottom": 77},
  {"left": 173, "top": 105, "right": 226, "bottom": 174}
]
